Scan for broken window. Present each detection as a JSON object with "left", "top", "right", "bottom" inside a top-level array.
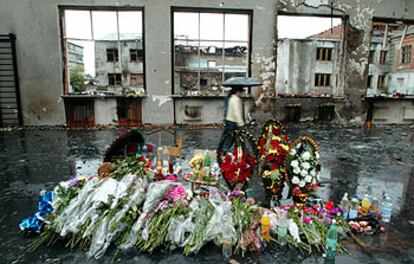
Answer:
[
  {"left": 316, "top": 47, "right": 333, "bottom": 61},
  {"left": 380, "top": 50, "right": 388, "bottom": 64},
  {"left": 130, "top": 49, "right": 143, "bottom": 62},
  {"left": 401, "top": 45, "right": 412, "bottom": 64},
  {"left": 377, "top": 75, "right": 386, "bottom": 90},
  {"left": 367, "top": 75, "right": 373, "bottom": 88},
  {"left": 108, "top": 73, "right": 122, "bottom": 86},
  {"left": 276, "top": 15, "right": 343, "bottom": 96},
  {"left": 106, "top": 48, "right": 118, "bottom": 62},
  {"left": 367, "top": 21, "right": 414, "bottom": 96},
  {"left": 60, "top": 8, "right": 144, "bottom": 95},
  {"left": 314, "top": 73, "right": 331, "bottom": 87},
  {"left": 173, "top": 9, "right": 251, "bottom": 96},
  {"left": 130, "top": 73, "right": 144, "bottom": 86},
  {"left": 368, "top": 50, "right": 376, "bottom": 64}
]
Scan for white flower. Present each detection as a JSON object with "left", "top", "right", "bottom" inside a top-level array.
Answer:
[
  {"left": 305, "top": 175, "right": 312, "bottom": 183},
  {"left": 310, "top": 169, "right": 317, "bottom": 177},
  {"left": 291, "top": 160, "right": 299, "bottom": 168},
  {"left": 312, "top": 178, "right": 317, "bottom": 184},
  {"left": 299, "top": 180, "right": 306, "bottom": 187},
  {"left": 302, "top": 162, "right": 310, "bottom": 170},
  {"left": 315, "top": 152, "right": 320, "bottom": 160},
  {"left": 301, "top": 151, "right": 311, "bottom": 161},
  {"left": 290, "top": 148, "right": 297, "bottom": 156},
  {"left": 300, "top": 169, "right": 308, "bottom": 177},
  {"left": 293, "top": 167, "right": 300, "bottom": 174},
  {"left": 316, "top": 174, "right": 320, "bottom": 181},
  {"left": 292, "top": 176, "right": 300, "bottom": 184}
]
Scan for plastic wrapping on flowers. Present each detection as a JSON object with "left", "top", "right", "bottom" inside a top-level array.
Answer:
[{"left": 20, "top": 138, "right": 357, "bottom": 259}]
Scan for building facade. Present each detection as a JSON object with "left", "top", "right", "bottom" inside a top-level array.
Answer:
[
  {"left": 67, "top": 41, "right": 84, "bottom": 70},
  {"left": 0, "top": 0, "right": 414, "bottom": 127}
]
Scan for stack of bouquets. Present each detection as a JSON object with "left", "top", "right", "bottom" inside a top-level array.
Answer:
[
  {"left": 28, "top": 174, "right": 148, "bottom": 259},
  {"left": 219, "top": 147, "right": 256, "bottom": 189},
  {"left": 285, "top": 137, "right": 321, "bottom": 195},
  {"left": 268, "top": 201, "right": 349, "bottom": 254}
]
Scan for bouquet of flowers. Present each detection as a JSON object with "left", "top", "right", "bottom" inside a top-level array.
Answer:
[
  {"left": 220, "top": 147, "right": 256, "bottom": 190},
  {"left": 110, "top": 155, "right": 152, "bottom": 180},
  {"left": 285, "top": 136, "right": 321, "bottom": 196},
  {"left": 229, "top": 191, "right": 261, "bottom": 256},
  {"left": 136, "top": 184, "right": 191, "bottom": 253}
]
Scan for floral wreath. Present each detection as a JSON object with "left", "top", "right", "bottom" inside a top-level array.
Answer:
[
  {"left": 285, "top": 136, "right": 321, "bottom": 196},
  {"left": 257, "top": 121, "right": 290, "bottom": 201}
]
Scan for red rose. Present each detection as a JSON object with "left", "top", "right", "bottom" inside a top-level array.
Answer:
[{"left": 324, "top": 201, "right": 334, "bottom": 210}]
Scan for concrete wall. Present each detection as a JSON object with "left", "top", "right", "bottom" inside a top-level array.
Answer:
[
  {"left": 94, "top": 98, "right": 117, "bottom": 126},
  {"left": 1, "top": 0, "right": 414, "bottom": 125},
  {"left": 372, "top": 100, "right": 414, "bottom": 124}
]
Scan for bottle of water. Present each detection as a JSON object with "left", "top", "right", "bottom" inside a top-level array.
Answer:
[
  {"left": 349, "top": 195, "right": 359, "bottom": 219},
  {"left": 277, "top": 211, "right": 288, "bottom": 246},
  {"left": 340, "top": 192, "right": 349, "bottom": 220},
  {"left": 141, "top": 144, "right": 148, "bottom": 157},
  {"left": 221, "top": 229, "right": 233, "bottom": 258},
  {"left": 325, "top": 219, "right": 337, "bottom": 264},
  {"left": 381, "top": 194, "right": 393, "bottom": 223}
]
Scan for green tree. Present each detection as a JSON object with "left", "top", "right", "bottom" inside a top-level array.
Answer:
[{"left": 69, "top": 66, "right": 87, "bottom": 93}]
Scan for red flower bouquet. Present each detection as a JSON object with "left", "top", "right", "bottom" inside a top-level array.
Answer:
[{"left": 220, "top": 147, "right": 256, "bottom": 188}]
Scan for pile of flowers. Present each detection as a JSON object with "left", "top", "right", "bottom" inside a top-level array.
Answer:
[
  {"left": 286, "top": 137, "right": 321, "bottom": 196},
  {"left": 219, "top": 147, "right": 256, "bottom": 189},
  {"left": 268, "top": 201, "right": 349, "bottom": 254}
]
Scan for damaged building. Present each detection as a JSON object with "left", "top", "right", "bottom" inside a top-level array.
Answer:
[{"left": 0, "top": 0, "right": 413, "bottom": 127}]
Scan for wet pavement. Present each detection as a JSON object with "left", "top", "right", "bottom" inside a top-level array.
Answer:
[{"left": 1, "top": 126, "right": 413, "bottom": 264}]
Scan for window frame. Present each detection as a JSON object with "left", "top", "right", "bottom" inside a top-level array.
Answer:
[
  {"left": 106, "top": 48, "right": 119, "bottom": 62},
  {"left": 314, "top": 73, "right": 331, "bottom": 87},
  {"left": 316, "top": 47, "right": 333, "bottom": 61},
  {"left": 171, "top": 6, "right": 253, "bottom": 95},
  {"left": 379, "top": 50, "right": 387, "bottom": 64},
  {"left": 401, "top": 45, "right": 412, "bottom": 64},
  {"left": 58, "top": 5, "right": 146, "bottom": 95},
  {"left": 108, "top": 73, "right": 122, "bottom": 86}
]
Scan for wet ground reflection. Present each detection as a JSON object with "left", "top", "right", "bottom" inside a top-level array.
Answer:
[{"left": 0, "top": 127, "right": 413, "bottom": 263}]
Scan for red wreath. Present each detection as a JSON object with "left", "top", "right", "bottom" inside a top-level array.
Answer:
[{"left": 220, "top": 147, "right": 256, "bottom": 185}]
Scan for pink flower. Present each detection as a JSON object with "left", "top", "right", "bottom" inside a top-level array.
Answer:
[
  {"left": 166, "top": 185, "right": 187, "bottom": 204},
  {"left": 303, "top": 216, "right": 312, "bottom": 225}
]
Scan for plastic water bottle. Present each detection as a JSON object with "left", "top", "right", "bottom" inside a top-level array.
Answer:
[
  {"left": 221, "top": 231, "right": 233, "bottom": 258},
  {"left": 381, "top": 194, "right": 393, "bottom": 223},
  {"left": 340, "top": 192, "right": 349, "bottom": 220},
  {"left": 325, "top": 219, "right": 337, "bottom": 263},
  {"left": 141, "top": 144, "right": 148, "bottom": 157},
  {"left": 349, "top": 195, "right": 359, "bottom": 219},
  {"left": 277, "top": 211, "right": 288, "bottom": 246}
]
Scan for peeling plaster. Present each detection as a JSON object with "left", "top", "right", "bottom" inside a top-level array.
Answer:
[
  {"left": 254, "top": 54, "right": 276, "bottom": 92},
  {"left": 152, "top": 95, "right": 171, "bottom": 107}
]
